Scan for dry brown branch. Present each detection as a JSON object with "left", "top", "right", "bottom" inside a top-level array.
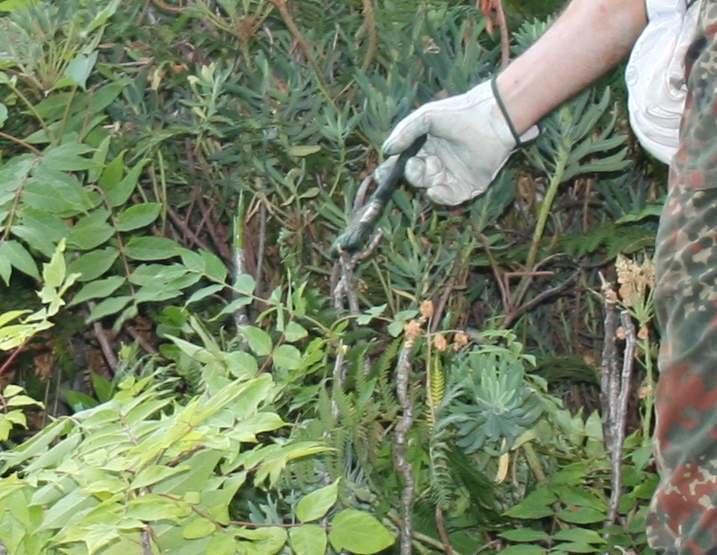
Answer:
[
  {"left": 608, "top": 310, "right": 636, "bottom": 523},
  {"left": 360, "top": 0, "right": 378, "bottom": 71},
  {"left": 268, "top": 0, "right": 334, "bottom": 105},
  {"left": 599, "top": 275, "right": 636, "bottom": 524},
  {"left": 89, "top": 310, "right": 118, "bottom": 374},
  {"left": 435, "top": 506, "right": 454, "bottom": 555},
  {"left": 394, "top": 334, "right": 416, "bottom": 555},
  {"left": 166, "top": 204, "right": 212, "bottom": 252}
]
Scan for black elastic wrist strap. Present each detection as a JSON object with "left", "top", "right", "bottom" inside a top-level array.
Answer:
[{"left": 491, "top": 77, "right": 522, "bottom": 146}]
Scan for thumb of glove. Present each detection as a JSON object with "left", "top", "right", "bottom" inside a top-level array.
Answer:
[{"left": 382, "top": 105, "right": 432, "bottom": 155}]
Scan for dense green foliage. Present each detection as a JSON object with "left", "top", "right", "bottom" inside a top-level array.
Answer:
[{"left": 0, "top": 0, "right": 662, "bottom": 553}]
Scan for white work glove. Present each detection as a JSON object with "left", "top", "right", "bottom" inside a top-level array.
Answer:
[
  {"left": 625, "top": 0, "right": 701, "bottom": 164},
  {"left": 377, "top": 80, "right": 538, "bottom": 206}
]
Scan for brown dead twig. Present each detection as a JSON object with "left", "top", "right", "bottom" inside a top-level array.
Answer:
[
  {"left": 360, "top": 0, "right": 378, "bottom": 71},
  {"left": 599, "top": 275, "right": 636, "bottom": 524},
  {"left": 479, "top": 0, "right": 511, "bottom": 69}
]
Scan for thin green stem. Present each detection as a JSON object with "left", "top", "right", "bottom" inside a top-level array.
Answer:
[
  {"left": 512, "top": 147, "right": 569, "bottom": 309},
  {"left": 8, "top": 83, "right": 54, "bottom": 143}
]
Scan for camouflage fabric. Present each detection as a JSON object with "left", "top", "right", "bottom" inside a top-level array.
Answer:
[{"left": 648, "top": 1, "right": 717, "bottom": 552}]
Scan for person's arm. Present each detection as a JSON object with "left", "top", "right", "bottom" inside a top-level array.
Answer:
[
  {"left": 498, "top": 0, "right": 647, "bottom": 133},
  {"left": 380, "top": 0, "right": 648, "bottom": 206}
]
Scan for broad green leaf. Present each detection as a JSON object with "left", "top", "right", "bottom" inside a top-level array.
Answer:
[
  {"left": 328, "top": 509, "right": 394, "bottom": 554},
  {"left": 64, "top": 51, "right": 98, "bottom": 90},
  {"left": 272, "top": 344, "right": 301, "bottom": 371},
  {"left": 71, "top": 276, "right": 125, "bottom": 306},
  {"left": 23, "top": 171, "right": 97, "bottom": 216},
  {"left": 0, "top": 240, "right": 39, "bottom": 279},
  {"left": 126, "top": 237, "right": 182, "bottom": 261},
  {"left": 234, "top": 273, "right": 255, "bottom": 295},
  {"left": 99, "top": 150, "right": 125, "bottom": 190},
  {"left": 284, "top": 322, "right": 308, "bottom": 342},
  {"left": 553, "top": 543, "right": 601, "bottom": 553},
  {"left": 42, "top": 239, "right": 66, "bottom": 288},
  {"left": 130, "top": 465, "right": 190, "bottom": 489},
  {"left": 186, "top": 284, "right": 224, "bottom": 305},
  {"left": 201, "top": 250, "right": 227, "bottom": 282},
  {"left": 0, "top": 254, "right": 11, "bottom": 285},
  {"left": 288, "top": 145, "right": 321, "bottom": 157},
  {"left": 103, "top": 159, "right": 149, "bottom": 207},
  {"left": 116, "top": 202, "right": 162, "bottom": 232},
  {"left": 125, "top": 494, "right": 191, "bottom": 522},
  {"left": 499, "top": 528, "right": 550, "bottom": 542},
  {"left": 296, "top": 479, "right": 339, "bottom": 523},
  {"left": 241, "top": 326, "right": 272, "bottom": 357},
  {"left": 0, "top": 102, "right": 6, "bottom": 128},
  {"left": 289, "top": 525, "right": 327, "bottom": 555},
  {"left": 235, "top": 527, "right": 287, "bottom": 554},
  {"left": 225, "top": 350, "right": 258, "bottom": 379},
  {"left": 556, "top": 507, "right": 605, "bottom": 524},
  {"left": 86, "top": 296, "right": 132, "bottom": 322},
  {"left": 6, "top": 395, "right": 41, "bottom": 408},
  {"left": 3, "top": 384, "right": 23, "bottom": 397},
  {"left": 499, "top": 546, "right": 545, "bottom": 555},
  {"left": 68, "top": 247, "right": 118, "bottom": 282},
  {"left": 39, "top": 142, "right": 96, "bottom": 172},
  {"left": 67, "top": 210, "right": 114, "bottom": 251},
  {"left": 553, "top": 528, "right": 605, "bottom": 544},
  {"left": 206, "top": 534, "right": 236, "bottom": 555},
  {"left": 504, "top": 488, "right": 556, "bottom": 519}
]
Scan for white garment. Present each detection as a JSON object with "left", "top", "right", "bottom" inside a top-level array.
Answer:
[{"left": 625, "top": 0, "right": 700, "bottom": 164}]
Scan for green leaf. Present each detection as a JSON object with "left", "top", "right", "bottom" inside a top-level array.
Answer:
[
  {"left": 504, "top": 488, "right": 556, "bottom": 519},
  {"left": 284, "top": 322, "right": 308, "bottom": 342},
  {"left": 206, "top": 534, "right": 236, "bottom": 555},
  {"left": 499, "top": 529, "right": 550, "bottom": 543},
  {"left": 0, "top": 255, "right": 10, "bottom": 285},
  {"left": 91, "top": 372, "right": 113, "bottom": 402},
  {"left": 290, "top": 525, "right": 327, "bottom": 555},
  {"left": 116, "top": 202, "right": 161, "bottom": 231},
  {"left": 103, "top": 159, "right": 149, "bottom": 207},
  {"left": 6, "top": 394, "right": 41, "bottom": 407},
  {"left": 66, "top": 209, "right": 114, "bottom": 251},
  {"left": 3, "top": 384, "right": 23, "bottom": 397},
  {"left": 328, "top": 510, "right": 394, "bottom": 554},
  {"left": 296, "top": 479, "right": 339, "bottom": 523},
  {"left": 87, "top": 296, "right": 132, "bottom": 322},
  {"left": 201, "top": 250, "right": 227, "bottom": 282},
  {"left": 0, "top": 102, "right": 6, "bottom": 128},
  {"left": 126, "top": 236, "right": 182, "bottom": 261},
  {"left": 99, "top": 150, "right": 125, "bottom": 190},
  {"left": 225, "top": 351, "right": 258, "bottom": 379},
  {"left": 68, "top": 247, "right": 118, "bottom": 282},
  {"left": 183, "top": 517, "right": 216, "bottom": 539},
  {"left": 42, "top": 239, "right": 66, "bottom": 288},
  {"left": 499, "top": 546, "right": 545, "bottom": 555},
  {"left": 234, "top": 273, "right": 256, "bottom": 295},
  {"left": 272, "top": 344, "right": 301, "bottom": 371},
  {"left": 553, "top": 543, "right": 601, "bottom": 553},
  {"left": 0, "top": 240, "right": 39, "bottom": 280},
  {"left": 553, "top": 528, "right": 605, "bottom": 544},
  {"left": 39, "top": 142, "right": 96, "bottom": 172},
  {"left": 186, "top": 284, "right": 224, "bottom": 305},
  {"left": 288, "top": 145, "right": 321, "bottom": 157},
  {"left": 241, "top": 326, "right": 273, "bottom": 357},
  {"left": 131, "top": 465, "right": 190, "bottom": 490},
  {"left": 71, "top": 276, "right": 125, "bottom": 306},
  {"left": 64, "top": 51, "right": 98, "bottom": 90},
  {"left": 556, "top": 507, "right": 605, "bottom": 525}
]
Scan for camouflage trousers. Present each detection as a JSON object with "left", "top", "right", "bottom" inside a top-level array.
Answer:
[{"left": 647, "top": 1, "right": 717, "bottom": 552}]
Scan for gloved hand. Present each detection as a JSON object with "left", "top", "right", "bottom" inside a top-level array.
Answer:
[{"left": 377, "top": 80, "right": 538, "bottom": 206}]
